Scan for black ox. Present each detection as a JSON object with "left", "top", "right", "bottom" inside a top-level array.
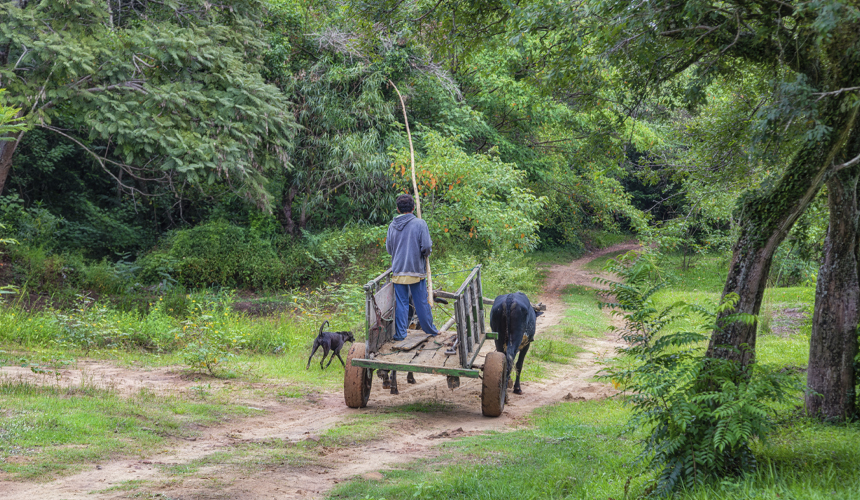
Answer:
[{"left": 489, "top": 292, "right": 543, "bottom": 394}]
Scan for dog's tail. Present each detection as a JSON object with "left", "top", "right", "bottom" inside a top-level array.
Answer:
[{"left": 319, "top": 320, "right": 329, "bottom": 338}]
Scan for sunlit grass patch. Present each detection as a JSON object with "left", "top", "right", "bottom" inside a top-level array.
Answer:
[
  {"left": 384, "top": 400, "right": 456, "bottom": 414},
  {"left": 157, "top": 438, "right": 317, "bottom": 478},
  {"left": 560, "top": 285, "right": 611, "bottom": 339},
  {"left": 582, "top": 249, "right": 633, "bottom": 271},
  {"left": 0, "top": 379, "right": 248, "bottom": 479},
  {"left": 318, "top": 413, "right": 409, "bottom": 447},
  {"left": 532, "top": 339, "right": 584, "bottom": 364}
]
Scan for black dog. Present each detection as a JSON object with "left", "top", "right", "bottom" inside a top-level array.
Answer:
[{"left": 306, "top": 320, "right": 355, "bottom": 370}]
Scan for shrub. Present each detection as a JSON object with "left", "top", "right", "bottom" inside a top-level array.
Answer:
[
  {"left": 599, "top": 251, "right": 792, "bottom": 495},
  {"left": 138, "top": 220, "right": 288, "bottom": 290},
  {"left": 54, "top": 295, "right": 132, "bottom": 353},
  {"left": 390, "top": 131, "right": 546, "bottom": 254}
]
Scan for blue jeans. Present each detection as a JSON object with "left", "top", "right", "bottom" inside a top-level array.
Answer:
[{"left": 394, "top": 280, "right": 439, "bottom": 341}]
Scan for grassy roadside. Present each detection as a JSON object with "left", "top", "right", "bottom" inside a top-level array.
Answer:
[
  {"left": 330, "top": 253, "right": 860, "bottom": 500},
  {"left": 0, "top": 378, "right": 252, "bottom": 479}
]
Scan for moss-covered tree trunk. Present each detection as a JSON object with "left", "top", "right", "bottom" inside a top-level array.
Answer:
[
  {"left": 706, "top": 103, "right": 859, "bottom": 367},
  {"left": 806, "top": 135, "right": 860, "bottom": 421},
  {"left": 0, "top": 134, "right": 21, "bottom": 196}
]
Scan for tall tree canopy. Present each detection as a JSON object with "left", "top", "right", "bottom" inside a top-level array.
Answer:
[{"left": 0, "top": 0, "right": 296, "bottom": 205}]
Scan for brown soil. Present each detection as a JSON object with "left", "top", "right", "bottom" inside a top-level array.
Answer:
[{"left": 0, "top": 242, "right": 637, "bottom": 500}]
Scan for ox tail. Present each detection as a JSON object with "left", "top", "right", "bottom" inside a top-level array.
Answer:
[{"left": 503, "top": 294, "right": 515, "bottom": 349}]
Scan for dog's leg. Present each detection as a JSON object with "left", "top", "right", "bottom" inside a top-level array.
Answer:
[
  {"left": 306, "top": 343, "right": 320, "bottom": 370},
  {"left": 334, "top": 350, "right": 346, "bottom": 367},
  {"left": 407, "top": 372, "right": 416, "bottom": 384},
  {"left": 320, "top": 344, "right": 331, "bottom": 370},
  {"left": 326, "top": 347, "right": 339, "bottom": 368},
  {"left": 390, "top": 370, "right": 399, "bottom": 395}
]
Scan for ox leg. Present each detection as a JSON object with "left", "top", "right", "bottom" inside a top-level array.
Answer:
[
  {"left": 378, "top": 370, "right": 390, "bottom": 389},
  {"left": 390, "top": 370, "right": 399, "bottom": 395},
  {"left": 505, "top": 344, "right": 517, "bottom": 392},
  {"left": 407, "top": 372, "right": 416, "bottom": 384},
  {"left": 513, "top": 343, "right": 531, "bottom": 395}
]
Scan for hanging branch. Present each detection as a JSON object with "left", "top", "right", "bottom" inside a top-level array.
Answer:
[{"left": 389, "top": 80, "right": 434, "bottom": 309}]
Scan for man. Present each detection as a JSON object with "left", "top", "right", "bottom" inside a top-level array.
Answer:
[{"left": 386, "top": 193, "right": 439, "bottom": 341}]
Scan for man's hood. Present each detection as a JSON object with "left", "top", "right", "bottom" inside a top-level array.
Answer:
[{"left": 391, "top": 213, "right": 417, "bottom": 231}]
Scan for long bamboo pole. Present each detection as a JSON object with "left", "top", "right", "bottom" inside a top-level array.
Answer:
[{"left": 389, "top": 80, "right": 433, "bottom": 309}]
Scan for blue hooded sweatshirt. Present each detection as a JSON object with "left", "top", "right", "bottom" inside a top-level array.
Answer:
[{"left": 386, "top": 213, "right": 432, "bottom": 277}]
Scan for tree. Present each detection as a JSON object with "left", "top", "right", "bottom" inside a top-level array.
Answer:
[
  {"left": 577, "top": 0, "right": 860, "bottom": 372},
  {"left": 0, "top": 0, "right": 295, "bottom": 205}
]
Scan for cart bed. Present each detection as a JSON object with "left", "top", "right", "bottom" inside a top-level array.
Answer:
[{"left": 351, "top": 329, "right": 484, "bottom": 378}]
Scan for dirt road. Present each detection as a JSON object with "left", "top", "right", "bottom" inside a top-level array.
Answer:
[{"left": 0, "top": 243, "right": 637, "bottom": 500}]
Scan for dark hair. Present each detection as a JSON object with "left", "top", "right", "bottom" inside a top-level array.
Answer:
[{"left": 396, "top": 194, "right": 414, "bottom": 213}]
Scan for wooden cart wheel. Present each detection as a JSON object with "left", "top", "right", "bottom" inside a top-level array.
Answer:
[
  {"left": 344, "top": 343, "right": 372, "bottom": 408},
  {"left": 481, "top": 351, "right": 507, "bottom": 417}
]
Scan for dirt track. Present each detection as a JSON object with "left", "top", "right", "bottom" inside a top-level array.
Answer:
[{"left": 0, "top": 243, "right": 638, "bottom": 499}]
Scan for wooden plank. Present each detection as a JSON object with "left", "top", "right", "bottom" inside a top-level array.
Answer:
[
  {"left": 469, "top": 281, "right": 480, "bottom": 344},
  {"left": 372, "top": 350, "right": 420, "bottom": 364},
  {"left": 476, "top": 268, "right": 487, "bottom": 339},
  {"left": 439, "top": 316, "right": 456, "bottom": 332},
  {"left": 364, "top": 268, "right": 393, "bottom": 291},
  {"left": 392, "top": 331, "right": 431, "bottom": 351},
  {"left": 350, "top": 359, "right": 481, "bottom": 378},
  {"left": 468, "top": 335, "right": 488, "bottom": 367},
  {"left": 456, "top": 294, "right": 468, "bottom": 367},
  {"left": 464, "top": 289, "right": 474, "bottom": 355},
  {"left": 410, "top": 343, "right": 446, "bottom": 365},
  {"left": 369, "top": 283, "right": 395, "bottom": 327},
  {"left": 367, "top": 282, "right": 395, "bottom": 354}
]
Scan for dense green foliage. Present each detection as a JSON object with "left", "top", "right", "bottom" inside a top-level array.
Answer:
[
  {"left": 1, "top": 0, "right": 295, "bottom": 201},
  {"left": 1, "top": 0, "right": 857, "bottom": 494}
]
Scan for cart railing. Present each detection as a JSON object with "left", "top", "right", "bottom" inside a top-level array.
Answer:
[
  {"left": 434, "top": 265, "right": 487, "bottom": 368},
  {"left": 364, "top": 268, "right": 394, "bottom": 355}
]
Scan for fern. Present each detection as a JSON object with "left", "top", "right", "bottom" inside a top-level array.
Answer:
[{"left": 600, "top": 251, "right": 792, "bottom": 495}]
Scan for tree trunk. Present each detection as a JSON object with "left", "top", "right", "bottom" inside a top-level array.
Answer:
[
  {"left": 706, "top": 103, "right": 859, "bottom": 367},
  {"left": 0, "top": 132, "right": 23, "bottom": 196},
  {"left": 806, "top": 126, "right": 860, "bottom": 421},
  {"left": 280, "top": 184, "right": 298, "bottom": 235},
  {"left": 806, "top": 166, "right": 860, "bottom": 420}
]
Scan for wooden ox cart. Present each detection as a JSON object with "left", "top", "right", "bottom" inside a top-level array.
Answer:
[{"left": 343, "top": 265, "right": 542, "bottom": 417}]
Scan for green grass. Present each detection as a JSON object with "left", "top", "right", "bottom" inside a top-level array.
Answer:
[
  {"left": 0, "top": 379, "right": 249, "bottom": 479},
  {"left": 582, "top": 249, "right": 635, "bottom": 271},
  {"left": 320, "top": 413, "right": 408, "bottom": 447},
  {"left": 560, "top": 285, "right": 612, "bottom": 339},
  {"left": 583, "top": 229, "right": 635, "bottom": 250},
  {"left": 155, "top": 438, "right": 316, "bottom": 477}
]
